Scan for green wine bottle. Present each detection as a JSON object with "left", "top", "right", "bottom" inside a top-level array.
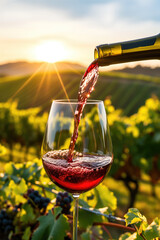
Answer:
[{"left": 94, "top": 34, "right": 160, "bottom": 66}]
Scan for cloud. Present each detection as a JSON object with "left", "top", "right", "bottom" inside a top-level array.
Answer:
[
  {"left": 9, "top": 0, "right": 112, "bottom": 18},
  {"left": 0, "top": 0, "right": 160, "bottom": 65},
  {"left": 117, "top": 0, "right": 160, "bottom": 22},
  {"left": 1, "top": 0, "right": 160, "bottom": 40},
  {"left": 8, "top": 0, "right": 160, "bottom": 22}
]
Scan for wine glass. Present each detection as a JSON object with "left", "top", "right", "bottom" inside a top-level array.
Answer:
[{"left": 41, "top": 99, "right": 113, "bottom": 240}]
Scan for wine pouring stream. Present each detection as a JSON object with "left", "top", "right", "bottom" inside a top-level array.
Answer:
[{"left": 41, "top": 33, "right": 160, "bottom": 240}]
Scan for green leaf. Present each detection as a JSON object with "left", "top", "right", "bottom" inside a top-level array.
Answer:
[
  {"left": 154, "top": 217, "right": 160, "bottom": 225},
  {"left": 124, "top": 208, "right": 147, "bottom": 226},
  {"left": 119, "top": 232, "right": 144, "bottom": 240},
  {"left": 81, "top": 232, "right": 91, "bottom": 240},
  {"left": 136, "top": 234, "right": 145, "bottom": 240},
  {"left": 22, "top": 163, "right": 42, "bottom": 182},
  {"left": 11, "top": 164, "right": 19, "bottom": 176},
  {"left": 143, "top": 219, "right": 160, "bottom": 240},
  {"left": 9, "top": 179, "right": 27, "bottom": 194},
  {"left": 5, "top": 179, "right": 27, "bottom": 204},
  {"left": 10, "top": 175, "right": 21, "bottom": 183},
  {"left": 80, "top": 190, "right": 97, "bottom": 208},
  {"left": 79, "top": 198, "right": 90, "bottom": 208},
  {"left": 4, "top": 163, "right": 13, "bottom": 175},
  {"left": 54, "top": 206, "right": 62, "bottom": 217},
  {"left": 32, "top": 209, "right": 70, "bottom": 240},
  {"left": 32, "top": 210, "right": 54, "bottom": 240},
  {"left": 119, "top": 232, "right": 131, "bottom": 240},
  {"left": 48, "top": 214, "right": 69, "bottom": 240},
  {"left": 22, "top": 227, "right": 31, "bottom": 240},
  {"left": 79, "top": 207, "right": 102, "bottom": 229},
  {"left": 94, "top": 184, "right": 117, "bottom": 211},
  {"left": 20, "top": 204, "right": 36, "bottom": 224}
]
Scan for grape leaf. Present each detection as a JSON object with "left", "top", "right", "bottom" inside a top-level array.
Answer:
[
  {"left": 10, "top": 175, "right": 21, "bottom": 183},
  {"left": 31, "top": 210, "right": 54, "bottom": 240},
  {"left": 119, "top": 232, "right": 144, "bottom": 240},
  {"left": 136, "top": 234, "right": 146, "bottom": 240},
  {"left": 32, "top": 208, "right": 69, "bottom": 240},
  {"left": 79, "top": 207, "right": 102, "bottom": 229},
  {"left": 20, "top": 204, "right": 36, "bottom": 224},
  {"left": 81, "top": 232, "right": 91, "bottom": 240},
  {"left": 154, "top": 217, "right": 160, "bottom": 225},
  {"left": 48, "top": 213, "right": 69, "bottom": 240},
  {"left": 79, "top": 198, "right": 90, "bottom": 208},
  {"left": 94, "top": 184, "right": 117, "bottom": 211},
  {"left": 124, "top": 208, "right": 147, "bottom": 226},
  {"left": 75, "top": 184, "right": 116, "bottom": 229},
  {"left": 22, "top": 163, "right": 42, "bottom": 182},
  {"left": 4, "top": 161, "right": 42, "bottom": 184},
  {"left": 143, "top": 219, "right": 160, "bottom": 239},
  {"left": 119, "top": 232, "right": 131, "bottom": 240},
  {"left": 54, "top": 206, "right": 62, "bottom": 217},
  {"left": 80, "top": 190, "right": 97, "bottom": 208},
  {"left": 4, "top": 162, "right": 13, "bottom": 175},
  {"left": 5, "top": 179, "right": 27, "bottom": 203},
  {"left": 22, "top": 227, "right": 31, "bottom": 240}
]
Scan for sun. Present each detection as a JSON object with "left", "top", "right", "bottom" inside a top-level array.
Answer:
[{"left": 34, "top": 40, "right": 68, "bottom": 63}]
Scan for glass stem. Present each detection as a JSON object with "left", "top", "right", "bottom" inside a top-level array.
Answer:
[{"left": 72, "top": 194, "right": 79, "bottom": 240}]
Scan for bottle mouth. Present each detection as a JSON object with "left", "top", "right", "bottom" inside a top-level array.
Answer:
[{"left": 94, "top": 47, "right": 99, "bottom": 59}]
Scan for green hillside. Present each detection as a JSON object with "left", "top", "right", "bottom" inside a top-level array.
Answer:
[{"left": 0, "top": 69, "right": 160, "bottom": 115}]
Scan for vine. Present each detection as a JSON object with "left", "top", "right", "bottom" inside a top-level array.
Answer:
[{"left": 0, "top": 159, "right": 160, "bottom": 239}]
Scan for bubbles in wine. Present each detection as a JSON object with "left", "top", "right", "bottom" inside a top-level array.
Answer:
[{"left": 42, "top": 150, "right": 112, "bottom": 193}]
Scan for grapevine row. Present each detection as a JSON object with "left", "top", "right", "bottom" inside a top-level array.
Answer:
[
  {"left": 0, "top": 157, "right": 159, "bottom": 239},
  {"left": 0, "top": 96, "right": 160, "bottom": 208}
]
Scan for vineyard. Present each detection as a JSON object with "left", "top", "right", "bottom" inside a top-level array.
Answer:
[
  {"left": 0, "top": 66, "right": 160, "bottom": 115},
  {"left": 0, "top": 94, "right": 160, "bottom": 239},
  {"left": 0, "top": 65, "right": 160, "bottom": 239}
]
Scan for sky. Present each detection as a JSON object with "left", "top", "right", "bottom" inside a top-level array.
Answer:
[{"left": 1, "top": 0, "right": 160, "bottom": 67}]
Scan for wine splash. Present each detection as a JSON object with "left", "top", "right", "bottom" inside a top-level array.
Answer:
[
  {"left": 42, "top": 59, "right": 113, "bottom": 194},
  {"left": 68, "top": 60, "right": 99, "bottom": 161}
]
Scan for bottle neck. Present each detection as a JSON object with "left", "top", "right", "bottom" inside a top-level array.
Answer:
[{"left": 95, "top": 34, "right": 160, "bottom": 66}]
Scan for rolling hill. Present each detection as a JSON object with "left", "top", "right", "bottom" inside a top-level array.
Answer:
[
  {"left": 115, "top": 65, "right": 160, "bottom": 77},
  {"left": 0, "top": 61, "right": 160, "bottom": 115},
  {"left": 0, "top": 61, "right": 86, "bottom": 76}
]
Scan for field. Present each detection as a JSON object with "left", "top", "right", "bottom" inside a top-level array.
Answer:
[
  {"left": 0, "top": 62, "right": 160, "bottom": 115},
  {"left": 0, "top": 62, "right": 160, "bottom": 239}
]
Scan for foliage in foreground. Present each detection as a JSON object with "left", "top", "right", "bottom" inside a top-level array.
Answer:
[
  {"left": 105, "top": 96, "right": 160, "bottom": 207},
  {"left": 0, "top": 96, "right": 160, "bottom": 238},
  {"left": 1, "top": 96, "right": 160, "bottom": 192},
  {"left": 0, "top": 158, "right": 160, "bottom": 240},
  {"left": 0, "top": 158, "right": 116, "bottom": 239}
]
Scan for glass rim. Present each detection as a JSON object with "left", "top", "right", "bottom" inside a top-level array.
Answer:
[{"left": 53, "top": 99, "right": 103, "bottom": 105}]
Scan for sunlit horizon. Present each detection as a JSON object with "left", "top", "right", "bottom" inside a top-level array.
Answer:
[
  {"left": 1, "top": 0, "right": 160, "bottom": 68},
  {"left": 34, "top": 40, "right": 69, "bottom": 63}
]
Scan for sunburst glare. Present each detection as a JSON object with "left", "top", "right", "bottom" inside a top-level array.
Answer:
[
  {"left": 8, "top": 62, "right": 46, "bottom": 102},
  {"left": 35, "top": 41, "right": 68, "bottom": 63}
]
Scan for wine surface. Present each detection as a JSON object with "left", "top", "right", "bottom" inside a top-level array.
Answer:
[
  {"left": 42, "top": 150, "right": 112, "bottom": 194},
  {"left": 68, "top": 60, "right": 99, "bottom": 161}
]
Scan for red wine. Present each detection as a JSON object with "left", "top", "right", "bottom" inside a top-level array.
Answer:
[
  {"left": 42, "top": 150, "right": 112, "bottom": 194},
  {"left": 42, "top": 60, "right": 112, "bottom": 194},
  {"left": 68, "top": 60, "right": 99, "bottom": 161}
]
